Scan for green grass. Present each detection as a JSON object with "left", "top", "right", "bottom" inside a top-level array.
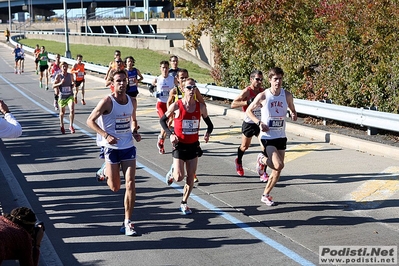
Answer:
[{"left": 20, "top": 38, "right": 213, "bottom": 83}]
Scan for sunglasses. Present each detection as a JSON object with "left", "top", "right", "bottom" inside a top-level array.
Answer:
[
  {"left": 255, "top": 78, "right": 263, "bottom": 81},
  {"left": 185, "top": 85, "right": 197, "bottom": 90},
  {"left": 116, "top": 61, "right": 122, "bottom": 63}
]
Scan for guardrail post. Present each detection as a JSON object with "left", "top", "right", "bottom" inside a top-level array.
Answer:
[{"left": 365, "top": 106, "right": 378, "bottom": 135}]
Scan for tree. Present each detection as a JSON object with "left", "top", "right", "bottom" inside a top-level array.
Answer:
[{"left": 176, "top": 0, "right": 399, "bottom": 113}]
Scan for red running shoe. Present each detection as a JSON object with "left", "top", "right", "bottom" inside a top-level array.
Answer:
[
  {"left": 235, "top": 158, "right": 244, "bottom": 176},
  {"left": 69, "top": 126, "right": 75, "bottom": 134}
]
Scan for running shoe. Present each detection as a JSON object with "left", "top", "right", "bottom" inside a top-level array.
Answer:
[
  {"left": 165, "top": 164, "right": 174, "bottom": 186},
  {"left": 260, "top": 172, "right": 269, "bottom": 182},
  {"left": 74, "top": 97, "right": 78, "bottom": 104},
  {"left": 235, "top": 158, "right": 244, "bottom": 176},
  {"left": 256, "top": 153, "right": 265, "bottom": 176},
  {"left": 45, "top": 86, "right": 49, "bottom": 91},
  {"left": 36, "top": 70, "right": 38, "bottom": 75},
  {"left": 81, "top": 99, "right": 86, "bottom": 105},
  {"left": 180, "top": 203, "right": 192, "bottom": 215},
  {"left": 60, "top": 126, "right": 65, "bottom": 134},
  {"left": 194, "top": 175, "right": 199, "bottom": 183},
  {"left": 39, "top": 82, "right": 42, "bottom": 88},
  {"left": 96, "top": 162, "right": 107, "bottom": 182},
  {"left": 124, "top": 221, "right": 138, "bottom": 236},
  {"left": 14, "top": 70, "right": 17, "bottom": 74},
  {"left": 261, "top": 195, "right": 275, "bottom": 206},
  {"left": 21, "top": 70, "right": 24, "bottom": 73},
  {"left": 157, "top": 137, "right": 165, "bottom": 154},
  {"left": 54, "top": 100, "right": 59, "bottom": 111},
  {"left": 69, "top": 126, "right": 75, "bottom": 134}
]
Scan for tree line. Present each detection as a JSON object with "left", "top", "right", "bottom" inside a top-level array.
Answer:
[{"left": 176, "top": 0, "right": 399, "bottom": 113}]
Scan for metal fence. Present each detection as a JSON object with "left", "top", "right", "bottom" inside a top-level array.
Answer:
[{"left": 12, "top": 36, "right": 399, "bottom": 135}]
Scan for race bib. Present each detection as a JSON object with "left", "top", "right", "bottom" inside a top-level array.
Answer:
[
  {"left": 61, "top": 86, "right": 71, "bottom": 94},
  {"left": 268, "top": 117, "right": 284, "bottom": 130},
  {"left": 78, "top": 72, "right": 84, "bottom": 77},
  {"left": 182, "top": 119, "right": 199, "bottom": 135},
  {"left": 115, "top": 117, "right": 131, "bottom": 133}
]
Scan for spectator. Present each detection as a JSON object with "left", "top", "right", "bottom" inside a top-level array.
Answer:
[
  {"left": 0, "top": 207, "right": 44, "bottom": 266},
  {"left": 0, "top": 100, "right": 22, "bottom": 138},
  {"left": 4, "top": 28, "right": 10, "bottom": 42}
]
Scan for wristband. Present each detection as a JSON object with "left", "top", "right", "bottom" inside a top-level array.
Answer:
[
  {"left": 257, "top": 121, "right": 261, "bottom": 126},
  {"left": 104, "top": 133, "right": 109, "bottom": 139}
]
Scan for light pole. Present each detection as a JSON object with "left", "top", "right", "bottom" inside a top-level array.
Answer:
[
  {"left": 8, "top": 0, "right": 12, "bottom": 31},
  {"left": 63, "top": 0, "right": 71, "bottom": 58}
]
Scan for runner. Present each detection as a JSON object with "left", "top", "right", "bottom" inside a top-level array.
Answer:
[
  {"left": 246, "top": 67, "right": 297, "bottom": 206},
  {"left": 168, "top": 55, "right": 180, "bottom": 78},
  {"left": 38, "top": 46, "right": 49, "bottom": 90},
  {"left": 124, "top": 56, "right": 143, "bottom": 99},
  {"left": 53, "top": 62, "right": 75, "bottom": 134},
  {"left": 87, "top": 69, "right": 141, "bottom": 236},
  {"left": 152, "top": 60, "right": 176, "bottom": 154},
  {"left": 161, "top": 78, "right": 213, "bottom": 214},
  {"left": 231, "top": 70, "right": 267, "bottom": 181},
  {"left": 166, "top": 69, "right": 205, "bottom": 183},
  {"left": 71, "top": 54, "right": 86, "bottom": 105},
  {"left": 19, "top": 44, "right": 25, "bottom": 73},
  {"left": 104, "top": 50, "right": 124, "bottom": 83},
  {"left": 11, "top": 44, "right": 22, "bottom": 74},
  {"left": 49, "top": 54, "right": 62, "bottom": 110},
  {"left": 33, "top": 44, "right": 40, "bottom": 74}
]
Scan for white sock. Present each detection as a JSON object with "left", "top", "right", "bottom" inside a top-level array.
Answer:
[{"left": 124, "top": 219, "right": 131, "bottom": 226}]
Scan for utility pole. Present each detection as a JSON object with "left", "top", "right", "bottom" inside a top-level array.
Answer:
[{"left": 63, "top": 0, "right": 71, "bottom": 58}]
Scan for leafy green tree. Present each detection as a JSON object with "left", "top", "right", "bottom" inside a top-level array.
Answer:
[{"left": 176, "top": 0, "right": 399, "bottom": 112}]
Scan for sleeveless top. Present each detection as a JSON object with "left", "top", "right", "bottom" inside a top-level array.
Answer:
[
  {"left": 243, "top": 86, "right": 264, "bottom": 123},
  {"left": 259, "top": 88, "right": 288, "bottom": 140},
  {"left": 59, "top": 73, "right": 74, "bottom": 99},
  {"left": 97, "top": 95, "right": 134, "bottom": 149},
  {"left": 14, "top": 48, "right": 22, "bottom": 59},
  {"left": 38, "top": 52, "right": 48, "bottom": 66},
  {"left": 174, "top": 100, "right": 201, "bottom": 144},
  {"left": 155, "top": 75, "right": 175, "bottom": 103},
  {"left": 127, "top": 68, "right": 138, "bottom": 93},
  {"left": 50, "top": 63, "right": 61, "bottom": 82},
  {"left": 72, "top": 63, "right": 85, "bottom": 81}
]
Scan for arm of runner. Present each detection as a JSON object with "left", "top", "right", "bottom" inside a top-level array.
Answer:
[
  {"left": 231, "top": 88, "right": 249, "bottom": 109},
  {"left": 160, "top": 102, "right": 179, "bottom": 144},
  {"left": 87, "top": 97, "right": 118, "bottom": 144},
  {"left": 246, "top": 92, "right": 269, "bottom": 132},
  {"left": 285, "top": 90, "right": 297, "bottom": 121},
  {"left": 200, "top": 103, "right": 213, "bottom": 143}
]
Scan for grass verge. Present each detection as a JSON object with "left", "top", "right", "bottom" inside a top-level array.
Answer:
[{"left": 19, "top": 38, "right": 213, "bottom": 83}]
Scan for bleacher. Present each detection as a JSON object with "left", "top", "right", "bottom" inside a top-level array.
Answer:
[{"left": 80, "top": 24, "right": 157, "bottom": 35}]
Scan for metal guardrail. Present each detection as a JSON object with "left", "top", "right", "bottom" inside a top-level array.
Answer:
[
  {"left": 23, "top": 30, "right": 169, "bottom": 40},
  {"left": 11, "top": 36, "right": 399, "bottom": 135}
]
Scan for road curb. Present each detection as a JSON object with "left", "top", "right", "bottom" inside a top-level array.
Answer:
[{"left": 204, "top": 100, "right": 399, "bottom": 161}]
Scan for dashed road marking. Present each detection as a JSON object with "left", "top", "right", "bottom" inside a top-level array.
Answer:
[
  {"left": 285, "top": 144, "right": 322, "bottom": 163},
  {"left": 350, "top": 166, "right": 399, "bottom": 206}
]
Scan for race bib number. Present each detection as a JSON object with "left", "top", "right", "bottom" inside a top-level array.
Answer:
[
  {"left": 78, "top": 72, "right": 84, "bottom": 77},
  {"left": 115, "top": 117, "right": 131, "bottom": 133},
  {"left": 182, "top": 119, "right": 199, "bottom": 135},
  {"left": 268, "top": 117, "right": 284, "bottom": 130},
  {"left": 129, "top": 77, "right": 136, "bottom": 84},
  {"left": 61, "top": 86, "right": 72, "bottom": 94}
]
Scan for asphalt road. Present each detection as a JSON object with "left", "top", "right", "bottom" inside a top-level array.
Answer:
[{"left": 1, "top": 44, "right": 398, "bottom": 266}]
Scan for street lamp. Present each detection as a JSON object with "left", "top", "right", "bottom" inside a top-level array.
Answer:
[
  {"left": 8, "top": 0, "right": 12, "bottom": 31},
  {"left": 63, "top": 0, "right": 71, "bottom": 58}
]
